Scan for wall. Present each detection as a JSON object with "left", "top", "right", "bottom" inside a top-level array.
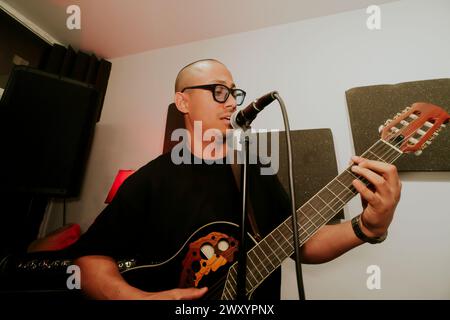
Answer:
[{"left": 46, "top": 0, "right": 450, "bottom": 299}]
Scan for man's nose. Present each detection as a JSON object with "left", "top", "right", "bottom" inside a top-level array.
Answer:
[{"left": 224, "top": 93, "right": 237, "bottom": 109}]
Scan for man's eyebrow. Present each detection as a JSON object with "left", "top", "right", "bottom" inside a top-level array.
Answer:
[{"left": 212, "top": 80, "right": 236, "bottom": 88}]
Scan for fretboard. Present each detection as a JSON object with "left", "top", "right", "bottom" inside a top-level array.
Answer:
[{"left": 221, "top": 139, "right": 403, "bottom": 299}]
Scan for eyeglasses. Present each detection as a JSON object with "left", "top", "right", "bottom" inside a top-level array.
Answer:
[{"left": 181, "top": 84, "right": 246, "bottom": 106}]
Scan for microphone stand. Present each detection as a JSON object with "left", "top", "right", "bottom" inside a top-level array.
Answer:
[
  {"left": 236, "top": 131, "right": 250, "bottom": 301},
  {"left": 273, "top": 92, "right": 306, "bottom": 300},
  {"left": 233, "top": 91, "right": 305, "bottom": 300}
]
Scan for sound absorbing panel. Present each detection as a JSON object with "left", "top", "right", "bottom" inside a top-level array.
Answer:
[
  {"left": 0, "top": 66, "right": 99, "bottom": 197},
  {"left": 39, "top": 44, "right": 111, "bottom": 122},
  {"left": 346, "top": 78, "right": 450, "bottom": 171}
]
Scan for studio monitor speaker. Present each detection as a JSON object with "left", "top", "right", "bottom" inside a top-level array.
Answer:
[{"left": 0, "top": 66, "right": 99, "bottom": 197}]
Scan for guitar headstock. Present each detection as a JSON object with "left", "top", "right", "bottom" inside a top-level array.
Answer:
[{"left": 379, "top": 102, "right": 450, "bottom": 155}]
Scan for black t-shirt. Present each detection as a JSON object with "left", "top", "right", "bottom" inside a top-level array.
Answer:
[{"left": 73, "top": 151, "right": 291, "bottom": 299}]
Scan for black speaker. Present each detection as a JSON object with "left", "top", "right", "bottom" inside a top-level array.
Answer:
[{"left": 0, "top": 66, "right": 99, "bottom": 197}]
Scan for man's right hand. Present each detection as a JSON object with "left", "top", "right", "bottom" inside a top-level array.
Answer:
[
  {"left": 76, "top": 255, "right": 209, "bottom": 300},
  {"left": 142, "top": 287, "right": 208, "bottom": 300}
]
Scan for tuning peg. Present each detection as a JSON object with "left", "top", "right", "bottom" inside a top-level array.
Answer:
[
  {"left": 402, "top": 106, "right": 411, "bottom": 113},
  {"left": 414, "top": 150, "right": 423, "bottom": 156},
  {"left": 378, "top": 125, "right": 384, "bottom": 133},
  {"left": 419, "top": 140, "right": 433, "bottom": 153}
]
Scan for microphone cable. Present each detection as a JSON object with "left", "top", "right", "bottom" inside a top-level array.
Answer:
[{"left": 273, "top": 92, "right": 306, "bottom": 300}]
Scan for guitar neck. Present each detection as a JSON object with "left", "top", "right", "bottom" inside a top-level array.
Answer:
[{"left": 222, "top": 139, "right": 403, "bottom": 299}]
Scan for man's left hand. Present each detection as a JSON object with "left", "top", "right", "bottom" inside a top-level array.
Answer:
[{"left": 350, "top": 156, "right": 402, "bottom": 238}]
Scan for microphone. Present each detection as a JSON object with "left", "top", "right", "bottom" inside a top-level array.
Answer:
[{"left": 230, "top": 91, "right": 278, "bottom": 130}]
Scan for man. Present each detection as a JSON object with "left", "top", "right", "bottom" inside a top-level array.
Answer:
[{"left": 74, "top": 59, "right": 401, "bottom": 300}]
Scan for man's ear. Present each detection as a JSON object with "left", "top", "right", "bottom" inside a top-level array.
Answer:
[{"left": 174, "top": 92, "right": 189, "bottom": 114}]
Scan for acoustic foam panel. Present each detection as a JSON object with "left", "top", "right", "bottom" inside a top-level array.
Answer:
[{"left": 346, "top": 78, "right": 450, "bottom": 171}]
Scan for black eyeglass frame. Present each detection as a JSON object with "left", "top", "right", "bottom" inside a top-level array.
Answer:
[{"left": 181, "top": 84, "right": 246, "bottom": 106}]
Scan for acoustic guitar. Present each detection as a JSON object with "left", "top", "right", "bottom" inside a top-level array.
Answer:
[{"left": 120, "top": 102, "right": 449, "bottom": 299}]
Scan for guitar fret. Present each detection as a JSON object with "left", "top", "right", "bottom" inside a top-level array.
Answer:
[
  {"left": 277, "top": 227, "right": 292, "bottom": 249},
  {"left": 253, "top": 243, "right": 277, "bottom": 269},
  {"left": 229, "top": 273, "right": 237, "bottom": 286},
  {"left": 272, "top": 229, "right": 290, "bottom": 256},
  {"left": 379, "top": 138, "right": 403, "bottom": 154},
  {"left": 277, "top": 226, "right": 291, "bottom": 243},
  {"left": 271, "top": 229, "right": 284, "bottom": 258},
  {"left": 302, "top": 202, "right": 327, "bottom": 222},
  {"left": 319, "top": 188, "right": 344, "bottom": 212},
  {"left": 284, "top": 221, "right": 292, "bottom": 232},
  {"left": 260, "top": 236, "right": 283, "bottom": 263},
  {"left": 325, "top": 186, "right": 345, "bottom": 205},
  {"left": 292, "top": 219, "right": 312, "bottom": 241},
  {"left": 286, "top": 220, "right": 308, "bottom": 239},
  {"left": 367, "top": 150, "right": 384, "bottom": 162},
  {"left": 227, "top": 268, "right": 238, "bottom": 297},
  {"left": 300, "top": 206, "right": 320, "bottom": 227},
  {"left": 248, "top": 249, "right": 269, "bottom": 274},
  {"left": 297, "top": 211, "right": 315, "bottom": 234},
  {"left": 338, "top": 171, "right": 359, "bottom": 189},
  {"left": 227, "top": 282, "right": 236, "bottom": 298},
  {"left": 224, "top": 285, "right": 232, "bottom": 299},
  {"left": 218, "top": 137, "right": 408, "bottom": 299},
  {"left": 345, "top": 169, "right": 368, "bottom": 185},
  {"left": 329, "top": 180, "right": 355, "bottom": 201},
  {"left": 308, "top": 196, "right": 327, "bottom": 213},
  {"left": 246, "top": 269, "right": 258, "bottom": 287},
  {"left": 316, "top": 194, "right": 337, "bottom": 214},
  {"left": 248, "top": 256, "right": 265, "bottom": 280},
  {"left": 298, "top": 207, "right": 322, "bottom": 236},
  {"left": 280, "top": 223, "right": 296, "bottom": 244},
  {"left": 279, "top": 222, "right": 291, "bottom": 236},
  {"left": 335, "top": 176, "right": 357, "bottom": 195},
  {"left": 224, "top": 288, "right": 231, "bottom": 300}
]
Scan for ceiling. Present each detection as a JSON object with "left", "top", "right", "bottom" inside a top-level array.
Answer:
[{"left": 2, "top": 0, "right": 398, "bottom": 59}]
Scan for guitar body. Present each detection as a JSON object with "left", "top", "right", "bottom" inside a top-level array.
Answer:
[{"left": 121, "top": 221, "right": 249, "bottom": 299}]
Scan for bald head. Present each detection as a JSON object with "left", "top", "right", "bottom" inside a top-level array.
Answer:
[{"left": 174, "top": 59, "right": 226, "bottom": 92}]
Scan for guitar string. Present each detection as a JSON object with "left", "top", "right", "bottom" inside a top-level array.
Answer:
[
  {"left": 225, "top": 141, "right": 402, "bottom": 298},
  {"left": 223, "top": 117, "right": 431, "bottom": 298},
  {"left": 224, "top": 124, "right": 415, "bottom": 297},
  {"left": 203, "top": 272, "right": 232, "bottom": 299},
  {"left": 222, "top": 143, "right": 398, "bottom": 299}
]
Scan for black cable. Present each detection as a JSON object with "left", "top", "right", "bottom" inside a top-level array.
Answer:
[{"left": 274, "top": 92, "right": 306, "bottom": 300}]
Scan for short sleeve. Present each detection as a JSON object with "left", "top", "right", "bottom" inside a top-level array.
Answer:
[{"left": 70, "top": 171, "right": 150, "bottom": 260}]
